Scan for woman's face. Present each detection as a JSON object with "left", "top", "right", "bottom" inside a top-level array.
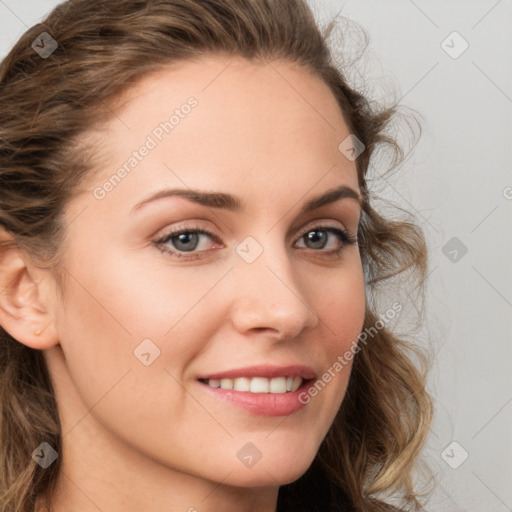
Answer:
[{"left": 48, "top": 56, "right": 365, "bottom": 489}]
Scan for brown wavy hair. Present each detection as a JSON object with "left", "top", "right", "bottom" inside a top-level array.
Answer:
[{"left": 0, "top": 1, "right": 432, "bottom": 511}]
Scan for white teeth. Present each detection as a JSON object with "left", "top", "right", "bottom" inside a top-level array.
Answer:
[
  {"left": 291, "top": 376, "right": 302, "bottom": 392},
  {"left": 208, "top": 378, "right": 221, "bottom": 388},
  {"left": 233, "top": 377, "right": 251, "bottom": 392},
  {"left": 205, "top": 376, "right": 304, "bottom": 393},
  {"left": 220, "top": 378, "right": 233, "bottom": 390},
  {"left": 250, "top": 377, "right": 269, "bottom": 393},
  {"left": 269, "top": 377, "right": 287, "bottom": 394}
]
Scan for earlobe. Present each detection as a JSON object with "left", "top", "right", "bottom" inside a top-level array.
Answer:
[{"left": 0, "top": 227, "right": 59, "bottom": 350}]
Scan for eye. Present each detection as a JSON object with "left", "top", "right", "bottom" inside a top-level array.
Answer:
[
  {"left": 152, "top": 226, "right": 222, "bottom": 259},
  {"left": 294, "top": 226, "right": 358, "bottom": 255}
]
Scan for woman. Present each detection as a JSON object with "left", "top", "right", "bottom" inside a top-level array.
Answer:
[{"left": 0, "top": 1, "right": 432, "bottom": 511}]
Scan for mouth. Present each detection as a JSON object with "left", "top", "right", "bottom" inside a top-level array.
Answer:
[{"left": 195, "top": 365, "right": 316, "bottom": 416}]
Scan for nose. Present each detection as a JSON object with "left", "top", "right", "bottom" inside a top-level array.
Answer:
[{"left": 229, "top": 245, "right": 319, "bottom": 341}]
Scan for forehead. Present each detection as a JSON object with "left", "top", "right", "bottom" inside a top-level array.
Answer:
[
  {"left": 77, "top": 56, "right": 359, "bottom": 211},
  {"left": 114, "top": 55, "right": 346, "bottom": 125}
]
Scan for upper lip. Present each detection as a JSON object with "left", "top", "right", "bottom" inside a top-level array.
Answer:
[{"left": 197, "top": 364, "right": 316, "bottom": 381}]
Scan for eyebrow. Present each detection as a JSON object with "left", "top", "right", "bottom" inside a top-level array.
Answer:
[{"left": 131, "top": 184, "right": 362, "bottom": 214}]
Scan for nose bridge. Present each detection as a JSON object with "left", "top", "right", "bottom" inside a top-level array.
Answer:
[{"left": 230, "top": 233, "right": 318, "bottom": 338}]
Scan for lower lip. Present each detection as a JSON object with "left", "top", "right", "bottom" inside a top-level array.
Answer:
[{"left": 197, "top": 380, "right": 312, "bottom": 417}]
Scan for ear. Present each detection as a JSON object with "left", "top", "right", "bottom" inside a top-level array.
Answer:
[{"left": 0, "top": 226, "right": 59, "bottom": 349}]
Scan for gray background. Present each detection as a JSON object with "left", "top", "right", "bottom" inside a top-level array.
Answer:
[{"left": 0, "top": 0, "right": 511, "bottom": 510}]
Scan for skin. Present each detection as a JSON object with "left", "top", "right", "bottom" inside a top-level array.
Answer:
[{"left": 1, "top": 57, "right": 366, "bottom": 512}]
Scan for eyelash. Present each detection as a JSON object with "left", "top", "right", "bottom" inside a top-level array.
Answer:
[{"left": 152, "top": 224, "right": 358, "bottom": 261}]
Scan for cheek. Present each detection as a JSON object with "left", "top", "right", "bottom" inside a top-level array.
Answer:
[
  {"left": 58, "top": 249, "right": 230, "bottom": 345},
  {"left": 53, "top": 255, "right": 232, "bottom": 461},
  {"left": 54, "top": 250, "right": 233, "bottom": 410},
  {"left": 317, "top": 258, "right": 366, "bottom": 349},
  {"left": 303, "top": 258, "right": 365, "bottom": 419}
]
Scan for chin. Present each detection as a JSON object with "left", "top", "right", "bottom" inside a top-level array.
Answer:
[
  {"left": 222, "top": 449, "right": 317, "bottom": 488},
  {"left": 225, "top": 466, "right": 311, "bottom": 489}
]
